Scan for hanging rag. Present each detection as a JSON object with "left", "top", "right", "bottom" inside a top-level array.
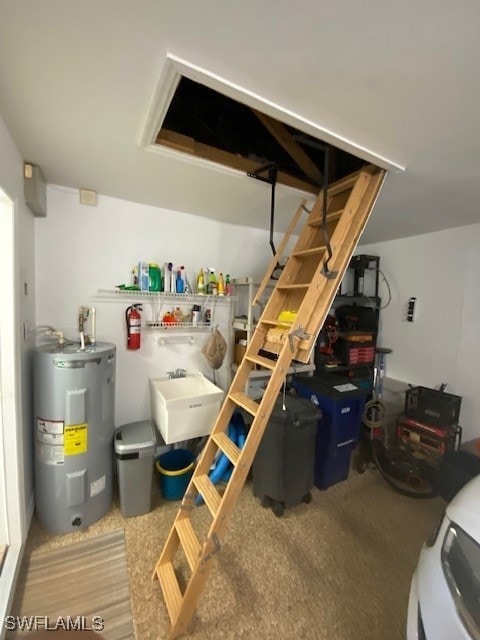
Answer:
[{"left": 202, "top": 328, "right": 227, "bottom": 369}]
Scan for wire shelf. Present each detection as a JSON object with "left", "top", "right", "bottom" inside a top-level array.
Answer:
[
  {"left": 145, "top": 321, "right": 211, "bottom": 330},
  {"left": 97, "top": 288, "right": 235, "bottom": 303}
]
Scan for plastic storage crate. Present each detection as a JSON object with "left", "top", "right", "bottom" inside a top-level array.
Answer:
[
  {"left": 291, "top": 375, "right": 367, "bottom": 489},
  {"left": 253, "top": 394, "right": 320, "bottom": 516},
  {"left": 404, "top": 386, "right": 461, "bottom": 427}
]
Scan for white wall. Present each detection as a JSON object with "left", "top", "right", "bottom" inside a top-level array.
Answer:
[
  {"left": 0, "top": 114, "right": 36, "bottom": 542},
  {"left": 360, "top": 224, "right": 479, "bottom": 441},
  {"left": 35, "top": 185, "right": 282, "bottom": 428}
]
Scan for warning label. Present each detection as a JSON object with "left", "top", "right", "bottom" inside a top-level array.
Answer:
[
  {"left": 64, "top": 423, "right": 88, "bottom": 456},
  {"left": 37, "top": 418, "right": 65, "bottom": 465}
]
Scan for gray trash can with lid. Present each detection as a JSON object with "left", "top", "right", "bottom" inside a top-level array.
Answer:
[{"left": 115, "top": 420, "right": 156, "bottom": 517}]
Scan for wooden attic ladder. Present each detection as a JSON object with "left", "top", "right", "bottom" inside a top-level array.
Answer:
[{"left": 152, "top": 164, "right": 386, "bottom": 639}]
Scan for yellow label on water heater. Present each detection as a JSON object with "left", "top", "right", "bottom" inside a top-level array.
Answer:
[{"left": 64, "top": 423, "right": 87, "bottom": 455}]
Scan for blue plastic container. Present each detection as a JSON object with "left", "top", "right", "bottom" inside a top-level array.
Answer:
[
  {"left": 156, "top": 449, "right": 195, "bottom": 500},
  {"left": 292, "top": 376, "right": 367, "bottom": 490}
]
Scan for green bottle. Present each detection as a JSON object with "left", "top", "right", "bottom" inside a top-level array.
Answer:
[{"left": 149, "top": 263, "right": 162, "bottom": 292}]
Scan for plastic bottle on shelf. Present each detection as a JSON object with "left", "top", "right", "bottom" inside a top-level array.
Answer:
[
  {"left": 169, "top": 263, "right": 176, "bottom": 293},
  {"left": 148, "top": 263, "right": 161, "bottom": 292},
  {"left": 176, "top": 269, "right": 185, "bottom": 293},
  {"left": 207, "top": 268, "right": 217, "bottom": 295},
  {"left": 163, "top": 263, "right": 171, "bottom": 293},
  {"left": 192, "top": 304, "right": 201, "bottom": 326},
  {"left": 173, "top": 307, "right": 183, "bottom": 323},
  {"left": 225, "top": 274, "right": 231, "bottom": 296},
  {"left": 197, "top": 268, "right": 206, "bottom": 295},
  {"left": 217, "top": 273, "right": 225, "bottom": 296},
  {"left": 180, "top": 266, "right": 187, "bottom": 291}
]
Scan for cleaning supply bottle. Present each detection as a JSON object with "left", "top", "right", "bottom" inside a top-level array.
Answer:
[
  {"left": 217, "top": 272, "right": 225, "bottom": 296},
  {"left": 180, "top": 266, "right": 187, "bottom": 291},
  {"left": 225, "top": 274, "right": 232, "bottom": 296},
  {"left": 176, "top": 269, "right": 185, "bottom": 293},
  {"left": 207, "top": 268, "right": 217, "bottom": 295},
  {"left": 169, "top": 263, "right": 176, "bottom": 293},
  {"left": 163, "top": 262, "right": 171, "bottom": 294},
  {"left": 173, "top": 307, "right": 183, "bottom": 323},
  {"left": 149, "top": 263, "right": 161, "bottom": 292},
  {"left": 197, "top": 268, "right": 206, "bottom": 295}
]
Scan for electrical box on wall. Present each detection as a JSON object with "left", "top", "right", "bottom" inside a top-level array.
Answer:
[{"left": 24, "top": 162, "right": 47, "bottom": 217}]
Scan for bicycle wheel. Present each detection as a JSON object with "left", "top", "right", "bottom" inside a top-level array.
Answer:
[{"left": 371, "top": 439, "right": 438, "bottom": 499}]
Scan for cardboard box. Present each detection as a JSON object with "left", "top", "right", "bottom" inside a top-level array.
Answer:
[{"left": 234, "top": 341, "right": 247, "bottom": 365}]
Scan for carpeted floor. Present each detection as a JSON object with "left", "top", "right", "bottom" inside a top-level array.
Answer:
[{"left": 22, "top": 466, "right": 445, "bottom": 640}]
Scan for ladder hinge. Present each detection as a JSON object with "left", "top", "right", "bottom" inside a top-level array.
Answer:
[
  {"left": 320, "top": 263, "right": 338, "bottom": 280},
  {"left": 179, "top": 492, "right": 196, "bottom": 511},
  {"left": 288, "top": 327, "right": 311, "bottom": 352},
  {"left": 301, "top": 203, "right": 311, "bottom": 214},
  {"left": 201, "top": 533, "right": 222, "bottom": 564}
]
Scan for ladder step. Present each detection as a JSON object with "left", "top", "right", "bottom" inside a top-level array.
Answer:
[
  {"left": 308, "top": 208, "right": 343, "bottom": 227},
  {"left": 156, "top": 562, "right": 182, "bottom": 624},
  {"left": 228, "top": 391, "right": 259, "bottom": 416},
  {"left": 276, "top": 283, "right": 309, "bottom": 290},
  {"left": 212, "top": 432, "right": 241, "bottom": 465},
  {"left": 291, "top": 245, "right": 326, "bottom": 258},
  {"left": 246, "top": 354, "right": 277, "bottom": 370},
  {"left": 194, "top": 474, "right": 222, "bottom": 517},
  {"left": 174, "top": 518, "right": 202, "bottom": 572}
]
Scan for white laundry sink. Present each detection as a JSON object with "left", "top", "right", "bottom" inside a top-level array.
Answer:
[{"left": 150, "top": 372, "right": 224, "bottom": 444}]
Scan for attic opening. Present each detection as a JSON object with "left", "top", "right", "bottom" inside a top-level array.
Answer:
[{"left": 154, "top": 76, "right": 366, "bottom": 196}]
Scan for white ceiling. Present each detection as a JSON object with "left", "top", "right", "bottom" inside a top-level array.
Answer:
[{"left": 1, "top": 0, "right": 479, "bottom": 244}]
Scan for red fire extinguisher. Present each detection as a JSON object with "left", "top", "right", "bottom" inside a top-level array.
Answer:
[{"left": 125, "top": 304, "right": 142, "bottom": 350}]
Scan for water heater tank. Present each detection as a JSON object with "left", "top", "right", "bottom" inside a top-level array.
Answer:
[{"left": 34, "top": 342, "right": 116, "bottom": 533}]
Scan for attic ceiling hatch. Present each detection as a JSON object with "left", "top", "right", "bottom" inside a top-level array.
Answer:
[{"left": 145, "top": 55, "right": 404, "bottom": 264}]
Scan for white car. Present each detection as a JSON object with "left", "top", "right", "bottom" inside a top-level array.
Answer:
[{"left": 407, "top": 474, "right": 480, "bottom": 639}]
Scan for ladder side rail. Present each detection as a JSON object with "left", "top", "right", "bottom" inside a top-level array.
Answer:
[{"left": 252, "top": 199, "right": 307, "bottom": 306}]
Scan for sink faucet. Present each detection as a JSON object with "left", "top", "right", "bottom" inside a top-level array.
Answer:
[{"left": 167, "top": 368, "right": 187, "bottom": 379}]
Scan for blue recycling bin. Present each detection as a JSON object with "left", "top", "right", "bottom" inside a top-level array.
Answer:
[{"left": 292, "top": 375, "right": 367, "bottom": 489}]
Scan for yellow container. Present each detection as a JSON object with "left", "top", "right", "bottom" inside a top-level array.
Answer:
[{"left": 276, "top": 310, "right": 298, "bottom": 329}]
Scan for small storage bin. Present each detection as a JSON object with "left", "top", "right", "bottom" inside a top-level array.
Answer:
[
  {"left": 156, "top": 449, "right": 195, "bottom": 501},
  {"left": 405, "top": 386, "right": 461, "bottom": 427},
  {"left": 150, "top": 372, "right": 224, "bottom": 444}
]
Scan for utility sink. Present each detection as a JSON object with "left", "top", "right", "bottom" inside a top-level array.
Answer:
[{"left": 150, "top": 372, "right": 224, "bottom": 444}]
